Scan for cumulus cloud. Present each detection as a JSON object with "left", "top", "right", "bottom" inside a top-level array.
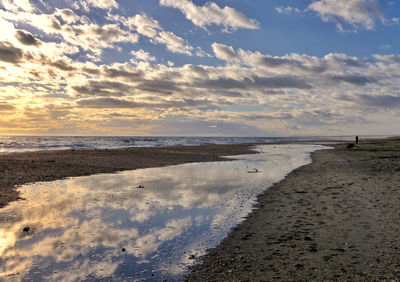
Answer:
[
  {"left": 159, "top": 0, "right": 259, "bottom": 31},
  {"left": 83, "top": 0, "right": 118, "bottom": 10},
  {"left": 55, "top": 8, "right": 81, "bottom": 24},
  {"left": 156, "top": 31, "right": 193, "bottom": 55},
  {"left": 0, "top": 0, "right": 36, "bottom": 12},
  {"left": 212, "top": 42, "right": 365, "bottom": 74},
  {"left": 0, "top": 41, "right": 23, "bottom": 64},
  {"left": 0, "top": 2, "right": 399, "bottom": 136},
  {"left": 131, "top": 49, "right": 156, "bottom": 62},
  {"left": 124, "top": 14, "right": 161, "bottom": 37},
  {"left": 15, "top": 30, "right": 41, "bottom": 46},
  {"left": 212, "top": 43, "right": 237, "bottom": 61},
  {"left": 373, "top": 54, "right": 400, "bottom": 64},
  {"left": 308, "top": 0, "right": 385, "bottom": 31},
  {"left": 109, "top": 13, "right": 194, "bottom": 55}
]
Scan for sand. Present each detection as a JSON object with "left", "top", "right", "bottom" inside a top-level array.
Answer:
[
  {"left": 1, "top": 138, "right": 399, "bottom": 280},
  {"left": 0, "top": 144, "right": 256, "bottom": 208},
  {"left": 186, "top": 138, "right": 400, "bottom": 281}
]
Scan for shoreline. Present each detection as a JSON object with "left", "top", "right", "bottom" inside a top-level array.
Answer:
[
  {"left": 2, "top": 138, "right": 399, "bottom": 280},
  {"left": 186, "top": 137, "right": 400, "bottom": 281},
  {"left": 0, "top": 143, "right": 259, "bottom": 208}
]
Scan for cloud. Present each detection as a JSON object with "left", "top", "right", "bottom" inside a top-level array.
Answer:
[
  {"left": 373, "top": 54, "right": 400, "bottom": 64},
  {"left": 0, "top": 102, "right": 15, "bottom": 111},
  {"left": 156, "top": 31, "right": 193, "bottom": 55},
  {"left": 159, "top": 0, "right": 259, "bottom": 31},
  {"left": 55, "top": 8, "right": 81, "bottom": 24},
  {"left": 275, "top": 6, "right": 301, "bottom": 15},
  {"left": 77, "top": 98, "right": 140, "bottom": 108},
  {"left": 197, "top": 75, "right": 312, "bottom": 90},
  {"left": 109, "top": 13, "right": 193, "bottom": 55},
  {"left": 379, "top": 44, "right": 392, "bottom": 50},
  {"left": 308, "top": 0, "right": 385, "bottom": 31},
  {"left": 50, "top": 59, "right": 77, "bottom": 71},
  {"left": 83, "top": 0, "right": 118, "bottom": 10},
  {"left": 100, "top": 66, "right": 143, "bottom": 79},
  {"left": 135, "top": 79, "right": 181, "bottom": 94},
  {"left": 131, "top": 49, "right": 156, "bottom": 62},
  {"left": 358, "top": 95, "right": 400, "bottom": 107},
  {"left": 323, "top": 53, "right": 364, "bottom": 67},
  {"left": 15, "top": 30, "right": 41, "bottom": 46},
  {"left": 0, "top": 0, "right": 35, "bottom": 12},
  {"left": 1, "top": 8, "right": 139, "bottom": 57},
  {"left": 212, "top": 43, "right": 237, "bottom": 61},
  {"left": 212, "top": 42, "right": 365, "bottom": 73},
  {"left": 72, "top": 81, "right": 132, "bottom": 97},
  {"left": 123, "top": 14, "right": 162, "bottom": 37},
  {"left": 338, "top": 94, "right": 400, "bottom": 108},
  {"left": 0, "top": 0, "right": 399, "bottom": 136},
  {"left": 76, "top": 97, "right": 209, "bottom": 109},
  {"left": 330, "top": 74, "right": 377, "bottom": 85},
  {"left": 0, "top": 41, "right": 23, "bottom": 64}
]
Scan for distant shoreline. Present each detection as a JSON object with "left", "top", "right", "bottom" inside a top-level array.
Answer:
[{"left": 1, "top": 135, "right": 391, "bottom": 154}]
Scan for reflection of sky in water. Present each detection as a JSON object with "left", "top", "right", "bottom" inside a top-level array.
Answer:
[{"left": 0, "top": 145, "right": 327, "bottom": 281}]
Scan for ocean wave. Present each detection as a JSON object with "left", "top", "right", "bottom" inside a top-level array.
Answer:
[{"left": 0, "top": 135, "right": 361, "bottom": 153}]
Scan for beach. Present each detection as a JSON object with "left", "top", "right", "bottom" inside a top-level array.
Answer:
[
  {"left": 1, "top": 138, "right": 399, "bottom": 280},
  {"left": 0, "top": 144, "right": 256, "bottom": 208},
  {"left": 187, "top": 138, "right": 400, "bottom": 281}
]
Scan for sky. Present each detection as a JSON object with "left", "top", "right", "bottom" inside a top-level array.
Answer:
[{"left": 0, "top": 0, "right": 399, "bottom": 137}]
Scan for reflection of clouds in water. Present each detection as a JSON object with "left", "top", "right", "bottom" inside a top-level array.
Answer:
[{"left": 0, "top": 145, "right": 328, "bottom": 280}]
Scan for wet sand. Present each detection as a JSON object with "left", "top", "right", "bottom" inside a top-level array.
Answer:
[
  {"left": 0, "top": 144, "right": 256, "bottom": 208},
  {"left": 187, "top": 138, "right": 400, "bottom": 281},
  {"left": 2, "top": 138, "right": 399, "bottom": 280}
]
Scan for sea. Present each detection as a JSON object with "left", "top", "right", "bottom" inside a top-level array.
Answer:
[{"left": 0, "top": 135, "right": 365, "bottom": 153}]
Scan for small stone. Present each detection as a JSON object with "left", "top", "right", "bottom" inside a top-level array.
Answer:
[
  {"left": 121, "top": 248, "right": 126, "bottom": 252},
  {"left": 295, "top": 263, "right": 304, "bottom": 269},
  {"left": 188, "top": 255, "right": 195, "bottom": 259},
  {"left": 137, "top": 185, "right": 144, "bottom": 189},
  {"left": 23, "top": 226, "right": 30, "bottom": 232}
]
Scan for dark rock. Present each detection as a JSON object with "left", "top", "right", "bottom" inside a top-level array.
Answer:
[
  {"left": 309, "top": 245, "right": 318, "bottom": 252},
  {"left": 121, "top": 248, "right": 126, "bottom": 252},
  {"left": 137, "top": 185, "right": 144, "bottom": 189},
  {"left": 189, "top": 255, "right": 195, "bottom": 259},
  {"left": 295, "top": 263, "right": 304, "bottom": 269},
  {"left": 304, "top": 236, "right": 312, "bottom": 241},
  {"left": 23, "top": 226, "right": 30, "bottom": 232}
]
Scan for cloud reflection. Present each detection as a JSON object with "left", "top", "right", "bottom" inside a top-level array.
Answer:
[{"left": 0, "top": 144, "right": 327, "bottom": 280}]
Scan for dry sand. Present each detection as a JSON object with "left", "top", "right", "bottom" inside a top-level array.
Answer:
[
  {"left": 187, "top": 138, "right": 400, "bottom": 281},
  {"left": 1, "top": 138, "right": 399, "bottom": 281},
  {"left": 0, "top": 144, "right": 255, "bottom": 208}
]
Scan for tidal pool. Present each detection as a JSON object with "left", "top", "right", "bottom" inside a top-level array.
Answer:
[{"left": 0, "top": 145, "right": 327, "bottom": 281}]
